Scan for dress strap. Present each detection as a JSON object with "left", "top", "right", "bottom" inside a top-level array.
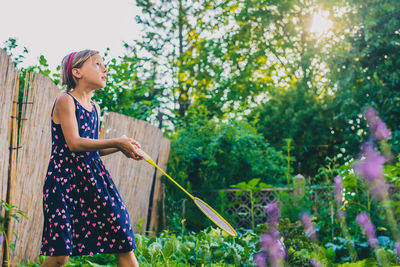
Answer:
[
  {"left": 92, "top": 101, "right": 97, "bottom": 115},
  {"left": 66, "top": 92, "right": 76, "bottom": 102},
  {"left": 50, "top": 98, "right": 57, "bottom": 119}
]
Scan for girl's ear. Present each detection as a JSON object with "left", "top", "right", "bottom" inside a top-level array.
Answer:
[{"left": 71, "top": 68, "right": 82, "bottom": 79}]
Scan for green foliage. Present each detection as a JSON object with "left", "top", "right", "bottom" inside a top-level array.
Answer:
[
  {"left": 165, "top": 115, "right": 286, "bottom": 231},
  {"left": 21, "top": 227, "right": 258, "bottom": 266},
  {"left": 0, "top": 200, "right": 28, "bottom": 267},
  {"left": 249, "top": 85, "right": 340, "bottom": 178},
  {"left": 275, "top": 184, "right": 312, "bottom": 224},
  {"left": 277, "top": 218, "right": 314, "bottom": 266},
  {"left": 336, "top": 259, "right": 379, "bottom": 267},
  {"left": 21, "top": 254, "right": 118, "bottom": 267},
  {"left": 2, "top": 38, "right": 29, "bottom": 66},
  {"left": 230, "top": 178, "right": 271, "bottom": 194},
  {"left": 230, "top": 178, "right": 272, "bottom": 230},
  {"left": 326, "top": 0, "right": 400, "bottom": 159},
  {"left": 135, "top": 227, "right": 259, "bottom": 266},
  {"left": 168, "top": 115, "right": 287, "bottom": 192},
  {"left": 135, "top": 217, "right": 146, "bottom": 236},
  {"left": 2, "top": 38, "right": 60, "bottom": 84}
]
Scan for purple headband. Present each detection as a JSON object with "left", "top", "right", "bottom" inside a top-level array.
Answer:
[{"left": 67, "top": 52, "right": 77, "bottom": 79}]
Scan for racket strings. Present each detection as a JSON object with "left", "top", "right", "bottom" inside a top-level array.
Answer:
[{"left": 194, "top": 198, "right": 237, "bottom": 237}]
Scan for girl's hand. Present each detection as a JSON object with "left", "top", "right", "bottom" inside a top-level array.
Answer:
[{"left": 119, "top": 135, "right": 143, "bottom": 160}]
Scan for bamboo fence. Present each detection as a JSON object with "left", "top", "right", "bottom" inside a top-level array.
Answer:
[
  {"left": 0, "top": 48, "right": 20, "bottom": 267},
  {"left": 0, "top": 49, "right": 170, "bottom": 266}
]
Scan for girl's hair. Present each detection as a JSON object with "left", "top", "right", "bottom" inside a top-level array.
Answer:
[{"left": 61, "top": 49, "right": 99, "bottom": 92}]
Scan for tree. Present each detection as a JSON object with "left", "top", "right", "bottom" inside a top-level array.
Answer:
[{"left": 326, "top": 0, "right": 400, "bottom": 158}]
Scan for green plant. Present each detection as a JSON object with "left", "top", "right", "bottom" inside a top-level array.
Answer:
[
  {"left": 1, "top": 200, "right": 28, "bottom": 267},
  {"left": 136, "top": 217, "right": 145, "bottom": 235},
  {"left": 230, "top": 178, "right": 272, "bottom": 230},
  {"left": 22, "top": 227, "right": 258, "bottom": 266},
  {"left": 283, "top": 138, "right": 295, "bottom": 185}
]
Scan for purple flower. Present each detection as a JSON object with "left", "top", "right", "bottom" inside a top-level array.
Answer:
[
  {"left": 354, "top": 143, "right": 385, "bottom": 182},
  {"left": 255, "top": 252, "right": 267, "bottom": 267},
  {"left": 364, "top": 107, "right": 391, "bottom": 141},
  {"left": 365, "top": 107, "right": 378, "bottom": 127},
  {"left": 334, "top": 176, "right": 343, "bottom": 206},
  {"left": 0, "top": 235, "right": 4, "bottom": 243},
  {"left": 353, "top": 143, "right": 388, "bottom": 199},
  {"left": 374, "top": 119, "right": 392, "bottom": 140},
  {"left": 310, "top": 259, "right": 323, "bottom": 267},
  {"left": 356, "top": 212, "right": 378, "bottom": 248},
  {"left": 259, "top": 202, "right": 285, "bottom": 267},
  {"left": 265, "top": 201, "right": 280, "bottom": 232},
  {"left": 261, "top": 232, "right": 285, "bottom": 266},
  {"left": 300, "top": 212, "right": 317, "bottom": 241},
  {"left": 396, "top": 239, "right": 400, "bottom": 259}
]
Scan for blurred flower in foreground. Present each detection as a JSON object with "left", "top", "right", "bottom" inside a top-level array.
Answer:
[
  {"left": 301, "top": 212, "right": 317, "bottom": 242},
  {"left": 310, "top": 259, "right": 323, "bottom": 267},
  {"left": 261, "top": 233, "right": 285, "bottom": 266},
  {"left": 334, "top": 176, "right": 346, "bottom": 219},
  {"left": 356, "top": 212, "right": 378, "bottom": 248},
  {"left": 353, "top": 143, "right": 388, "bottom": 199},
  {"left": 365, "top": 107, "right": 392, "bottom": 141},
  {"left": 396, "top": 239, "right": 400, "bottom": 259},
  {"left": 255, "top": 253, "right": 267, "bottom": 267},
  {"left": 265, "top": 201, "right": 280, "bottom": 232},
  {"left": 334, "top": 176, "right": 343, "bottom": 206},
  {"left": 256, "top": 201, "right": 285, "bottom": 267}
]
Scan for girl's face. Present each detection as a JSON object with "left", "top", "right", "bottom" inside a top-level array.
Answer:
[{"left": 75, "top": 54, "right": 108, "bottom": 89}]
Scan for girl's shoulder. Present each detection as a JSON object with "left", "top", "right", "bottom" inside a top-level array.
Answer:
[
  {"left": 54, "top": 92, "right": 75, "bottom": 113},
  {"left": 52, "top": 92, "right": 76, "bottom": 125}
]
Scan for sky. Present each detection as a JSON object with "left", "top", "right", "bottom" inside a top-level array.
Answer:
[{"left": 0, "top": 0, "right": 143, "bottom": 72}]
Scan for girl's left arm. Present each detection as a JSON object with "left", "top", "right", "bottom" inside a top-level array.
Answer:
[{"left": 99, "top": 147, "right": 120, "bottom": 157}]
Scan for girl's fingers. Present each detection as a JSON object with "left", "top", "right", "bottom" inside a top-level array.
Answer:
[
  {"left": 129, "top": 138, "right": 141, "bottom": 148},
  {"left": 134, "top": 142, "right": 141, "bottom": 148}
]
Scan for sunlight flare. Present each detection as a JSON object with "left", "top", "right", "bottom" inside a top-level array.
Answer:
[{"left": 310, "top": 10, "right": 333, "bottom": 35}]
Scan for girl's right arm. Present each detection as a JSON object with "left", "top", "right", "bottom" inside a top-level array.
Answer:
[{"left": 55, "top": 94, "right": 141, "bottom": 159}]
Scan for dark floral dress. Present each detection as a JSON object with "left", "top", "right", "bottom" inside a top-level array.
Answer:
[{"left": 40, "top": 92, "right": 136, "bottom": 256}]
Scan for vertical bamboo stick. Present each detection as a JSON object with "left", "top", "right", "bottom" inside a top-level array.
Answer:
[{"left": 3, "top": 69, "right": 20, "bottom": 267}]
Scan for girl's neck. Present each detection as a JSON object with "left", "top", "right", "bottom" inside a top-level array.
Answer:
[{"left": 69, "top": 88, "right": 94, "bottom": 104}]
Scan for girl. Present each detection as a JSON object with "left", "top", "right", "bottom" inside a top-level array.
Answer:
[{"left": 40, "top": 50, "right": 143, "bottom": 267}]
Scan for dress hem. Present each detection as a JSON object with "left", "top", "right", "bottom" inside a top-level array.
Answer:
[{"left": 39, "top": 245, "right": 137, "bottom": 257}]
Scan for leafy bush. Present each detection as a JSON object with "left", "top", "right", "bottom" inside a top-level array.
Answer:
[
  {"left": 165, "top": 115, "right": 287, "bottom": 232},
  {"left": 21, "top": 227, "right": 259, "bottom": 266}
]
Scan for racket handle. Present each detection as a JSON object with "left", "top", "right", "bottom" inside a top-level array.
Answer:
[
  {"left": 135, "top": 148, "right": 151, "bottom": 161},
  {"left": 121, "top": 135, "right": 150, "bottom": 160}
]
